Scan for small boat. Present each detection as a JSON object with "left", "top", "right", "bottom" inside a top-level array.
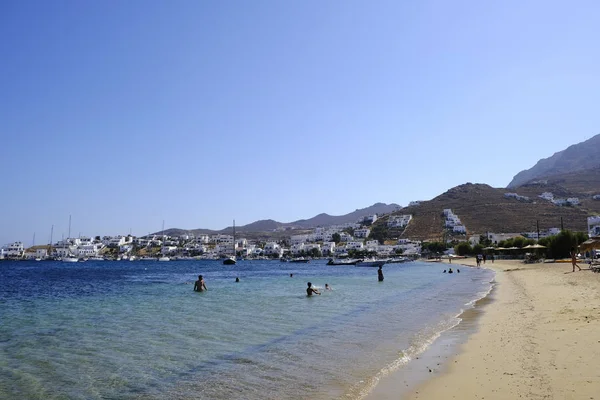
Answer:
[
  {"left": 129, "top": 256, "right": 137, "bottom": 261},
  {"left": 89, "top": 256, "right": 105, "bottom": 261},
  {"left": 327, "top": 258, "right": 361, "bottom": 266},
  {"left": 223, "top": 256, "right": 236, "bottom": 265},
  {"left": 35, "top": 257, "right": 42, "bottom": 262},
  {"left": 290, "top": 257, "right": 310, "bottom": 263},
  {"left": 386, "top": 257, "right": 407, "bottom": 264},
  {"left": 356, "top": 259, "right": 386, "bottom": 267},
  {"left": 223, "top": 220, "right": 237, "bottom": 265},
  {"left": 158, "top": 256, "right": 170, "bottom": 262},
  {"left": 62, "top": 255, "right": 79, "bottom": 263}
]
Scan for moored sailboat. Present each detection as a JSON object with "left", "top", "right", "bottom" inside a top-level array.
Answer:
[{"left": 223, "top": 220, "right": 236, "bottom": 265}]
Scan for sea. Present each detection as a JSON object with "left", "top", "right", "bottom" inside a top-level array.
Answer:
[{"left": 0, "top": 259, "right": 494, "bottom": 400}]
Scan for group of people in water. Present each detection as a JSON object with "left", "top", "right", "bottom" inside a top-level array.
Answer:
[
  {"left": 194, "top": 266, "right": 386, "bottom": 296},
  {"left": 443, "top": 268, "right": 460, "bottom": 273}
]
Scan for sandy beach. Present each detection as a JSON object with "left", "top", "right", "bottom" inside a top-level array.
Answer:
[{"left": 368, "top": 258, "right": 600, "bottom": 400}]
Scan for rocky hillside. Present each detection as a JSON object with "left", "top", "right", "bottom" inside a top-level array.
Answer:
[
  {"left": 507, "top": 133, "right": 600, "bottom": 188},
  {"left": 376, "top": 183, "right": 589, "bottom": 241}
]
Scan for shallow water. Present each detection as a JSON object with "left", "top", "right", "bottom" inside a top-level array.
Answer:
[{"left": 0, "top": 259, "right": 493, "bottom": 399}]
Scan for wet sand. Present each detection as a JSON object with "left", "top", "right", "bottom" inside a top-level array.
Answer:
[{"left": 368, "top": 258, "right": 600, "bottom": 400}]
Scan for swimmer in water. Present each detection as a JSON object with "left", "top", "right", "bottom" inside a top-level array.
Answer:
[
  {"left": 325, "top": 283, "right": 332, "bottom": 290},
  {"left": 194, "top": 275, "right": 207, "bottom": 292},
  {"left": 306, "top": 282, "right": 321, "bottom": 296}
]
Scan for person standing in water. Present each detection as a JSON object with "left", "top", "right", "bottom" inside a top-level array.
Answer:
[
  {"left": 571, "top": 247, "right": 582, "bottom": 272},
  {"left": 306, "top": 282, "right": 320, "bottom": 296},
  {"left": 378, "top": 266, "right": 384, "bottom": 282},
  {"left": 194, "top": 275, "right": 207, "bottom": 292}
]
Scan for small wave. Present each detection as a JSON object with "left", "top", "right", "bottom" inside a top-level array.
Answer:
[{"left": 346, "top": 317, "right": 462, "bottom": 400}]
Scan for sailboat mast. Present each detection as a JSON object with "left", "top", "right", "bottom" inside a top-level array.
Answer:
[
  {"left": 233, "top": 220, "right": 236, "bottom": 256},
  {"left": 68, "top": 215, "right": 72, "bottom": 241}
]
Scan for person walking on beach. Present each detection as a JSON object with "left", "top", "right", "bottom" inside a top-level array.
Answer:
[
  {"left": 378, "top": 266, "right": 384, "bottom": 282},
  {"left": 306, "top": 282, "right": 320, "bottom": 296},
  {"left": 194, "top": 275, "right": 207, "bottom": 292},
  {"left": 571, "top": 247, "right": 582, "bottom": 272}
]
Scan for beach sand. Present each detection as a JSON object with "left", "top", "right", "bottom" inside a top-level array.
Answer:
[{"left": 367, "top": 258, "right": 600, "bottom": 400}]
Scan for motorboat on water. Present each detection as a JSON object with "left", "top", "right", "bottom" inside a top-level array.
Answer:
[
  {"left": 223, "top": 256, "right": 236, "bottom": 265},
  {"left": 290, "top": 257, "right": 310, "bottom": 263},
  {"left": 62, "top": 255, "right": 79, "bottom": 263},
  {"left": 158, "top": 256, "right": 170, "bottom": 262},
  {"left": 326, "top": 258, "right": 361, "bottom": 266},
  {"left": 89, "top": 256, "right": 105, "bottom": 261},
  {"left": 355, "top": 258, "right": 387, "bottom": 267}
]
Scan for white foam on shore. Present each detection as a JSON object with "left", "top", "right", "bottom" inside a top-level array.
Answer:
[{"left": 349, "top": 268, "right": 497, "bottom": 400}]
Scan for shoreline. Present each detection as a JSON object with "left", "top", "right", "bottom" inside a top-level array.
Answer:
[
  {"left": 368, "top": 258, "right": 600, "bottom": 399},
  {"left": 364, "top": 260, "right": 497, "bottom": 400}
]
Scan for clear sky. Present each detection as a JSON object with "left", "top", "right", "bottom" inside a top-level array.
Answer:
[{"left": 1, "top": 0, "right": 599, "bottom": 246}]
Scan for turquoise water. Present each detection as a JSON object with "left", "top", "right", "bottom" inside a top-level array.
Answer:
[{"left": 0, "top": 260, "right": 493, "bottom": 399}]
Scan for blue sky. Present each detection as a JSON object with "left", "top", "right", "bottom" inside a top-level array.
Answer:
[{"left": 1, "top": 0, "right": 599, "bottom": 245}]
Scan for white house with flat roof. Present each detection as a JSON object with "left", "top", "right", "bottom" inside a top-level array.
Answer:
[
  {"left": 347, "top": 241, "right": 364, "bottom": 250},
  {"left": 321, "top": 242, "right": 335, "bottom": 255},
  {"left": 388, "top": 215, "right": 412, "bottom": 228},
  {"left": 264, "top": 242, "right": 282, "bottom": 256},
  {"left": 486, "top": 232, "right": 524, "bottom": 245},
  {"left": 354, "top": 228, "right": 371, "bottom": 238}
]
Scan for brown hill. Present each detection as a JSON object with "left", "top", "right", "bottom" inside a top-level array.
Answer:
[{"left": 378, "top": 183, "right": 588, "bottom": 242}]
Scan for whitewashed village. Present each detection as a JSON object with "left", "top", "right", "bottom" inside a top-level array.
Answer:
[{"left": 3, "top": 193, "right": 600, "bottom": 261}]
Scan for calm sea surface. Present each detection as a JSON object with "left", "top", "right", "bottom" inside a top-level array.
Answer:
[{"left": 0, "top": 259, "right": 493, "bottom": 399}]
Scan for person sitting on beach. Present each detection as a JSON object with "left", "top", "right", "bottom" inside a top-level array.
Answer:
[
  {"left": 194, "top": 275, "right": 207, "bottom": 292},
  {"left": 306, "top": 282, "right": 320, "bottom": 296},
  {"left": 325, "top": 283, "right": 332, "bottom": 290},
  {"left": 448, "top": 268, "right": 453, "bottom": 274},
  {"left": 378, "top": 266, "right": 384, "bottom": 282},
  {"left": 457, "top": 269, "right": 460, "bottom": 273},
  {"left": 443, "top": 269, "right": 447, "bottom": 273},
  {"left": 571, "top": 247, "right": 582, "bottom": 272}
]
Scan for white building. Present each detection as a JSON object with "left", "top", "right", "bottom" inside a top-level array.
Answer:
[
  {"left": 453, "top": 225, "right": 466, "bottom": 233},
  {"left": 321, "top": 242, "right": 335, "bottom": 256},
  {"left": 354, "top": 228, "right": 371, "bottom": 238},
  {"left": 2, "top": 242, "right": 25, "bottom": 258},
  {"left": 339, "top": 233, "right": 353, "bottom": 242},
  {"left": 388, "top": 215, "right": 412, "bottom": 228},
  {"left": 346, "top": 241, "right": 364, "bottom": 250},
  {"left": 264, "top": 242, "right": 282, "bottom": 256},
  {"left": 588, "top": 216, "right": 600, "bottom": 237},
  {"left": 486, "top": 232, "right": 524, "bottom": 245},
  {"left": 539, "top": 192, "right": 554, "bottom": 201},
  {"left": 566, "top": 197, "right": 580, "bottom": 206},
  {"left": 291, "top": 235, "right": 309, "bottom": 245},
  {"left": 290, "top": 243, "right": 305, "bottom": 256}
]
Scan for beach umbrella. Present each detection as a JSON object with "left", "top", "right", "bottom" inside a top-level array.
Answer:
[
  {"left": 523, "top": 244, "right": 547, "bottom": 249},
  {"left": 579, "top": 238, "right": 600, "bottom": 252}
]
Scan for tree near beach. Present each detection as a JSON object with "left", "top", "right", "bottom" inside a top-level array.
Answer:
[{"left": 538, "top": 230, "right": 588, "bottom": 259}]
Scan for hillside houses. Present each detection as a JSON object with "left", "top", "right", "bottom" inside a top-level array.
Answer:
[
  {"left": 443, "top": 209, "right": 466, "bottom": 233},
  {"left": 539, "top": 192, "right": 580, "bottom": 206}
]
